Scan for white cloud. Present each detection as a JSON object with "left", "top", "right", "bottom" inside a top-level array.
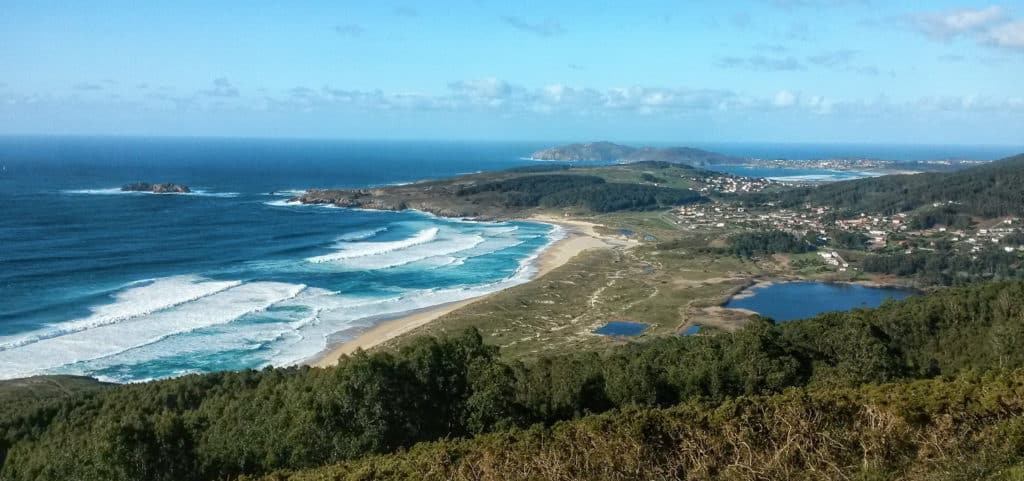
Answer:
[
  {"left": 906, "top": 5, "right": 1024, "bottom": 51},
  {"left": 500, "top": 16, "right": 565, "bottom": 37},
  {"left": 909, "top": 6, "right": 1007, "bottom": 40},
  {"left": 448, "top": 78, "right": 514, "bottom": 101},
  {"left": 988, "top": 20, "right": 1024, "bottom": 48},
  {"left": 773, "top": 90, "right": 798, "bottom": 107},
  {"left": 199, "top": 78, "right": 239, "bottom": 98}
]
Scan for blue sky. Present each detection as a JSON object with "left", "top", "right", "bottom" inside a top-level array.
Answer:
[{"left": 1, "top": 1, "right": 1022, "bottom": 143}]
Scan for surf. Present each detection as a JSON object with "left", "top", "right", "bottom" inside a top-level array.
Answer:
[{"left": 306, "top": 227, "right": 440, "bottom": 263}]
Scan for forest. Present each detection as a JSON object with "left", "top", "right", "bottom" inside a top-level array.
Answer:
[
  {"left": 4, "top": 281, "right": 1024, "bottom": 480},
  {"left": 745, "top": 153, "right": 1024, "bottom": 219},
  {"left": 726, "top": 230, "right": 814, "bottom": 257},
  {"left": 862, "top": 246, "right": 1024, "bottom": 285},
  {"left": 456, "top": 174, "right": 705, "bottom": 212}
]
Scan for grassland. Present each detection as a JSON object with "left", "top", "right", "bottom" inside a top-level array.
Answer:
[{"left": 380, "top": 226, "right": 785, "bottom": 360}]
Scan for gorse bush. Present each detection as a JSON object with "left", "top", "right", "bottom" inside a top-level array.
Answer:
[{"left": 248, "top": 370, "right": 1024, "bottom": 481}]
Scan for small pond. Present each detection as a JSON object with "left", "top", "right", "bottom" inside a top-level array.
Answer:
[
  {"left": 725, "top": 281, "right": 915, "bottom": 322},
  {"left": 594, "top": 321, "right": 649, "bottom": 337}
]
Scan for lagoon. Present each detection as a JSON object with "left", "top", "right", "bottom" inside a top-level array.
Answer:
[
  {"left": 594, "top": 321, "right": 649, "bottom": 337},
  {"left": 725, "top": 282, "right": 914, "bottom": 322}
]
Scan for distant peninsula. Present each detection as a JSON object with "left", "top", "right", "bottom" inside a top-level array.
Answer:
[
  {"left": 530, "top": 142, "right": 742, "bottom": 166},
  {"left": 121, "top": 182, "right": 191, "bottom": 194},
  {"left": 530, "top": 141, "right": 990, "bottom": 176}
]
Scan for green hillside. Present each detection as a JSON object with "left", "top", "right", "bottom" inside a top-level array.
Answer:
[
  {"left": 250, "top": 370, "right": 1024, "bottom": 481},
  {"left": 756, "top": 153, "right": 1024, "bottom": 218}
]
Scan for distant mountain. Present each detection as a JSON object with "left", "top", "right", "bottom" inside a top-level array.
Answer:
[
  {"left": 623, "top": 146, "right": 744, "bottom": 166},
  {"left": 530, "top": 142, "right": 745, "bottom": 166},
  {"left": 761, "top": 153, "right": 1024, "bottom": 218},
  {"left": 529, "top": 142, "right": 637, "bottom": 162}
]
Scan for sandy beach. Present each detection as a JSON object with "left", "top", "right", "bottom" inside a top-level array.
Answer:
[{"left": 308, "top": 216, "right": 618, "bottom": 367}]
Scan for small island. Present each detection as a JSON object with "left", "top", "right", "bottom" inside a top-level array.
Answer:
[{"left": 120, "top": 182, "right": 191, "bottom": 194}]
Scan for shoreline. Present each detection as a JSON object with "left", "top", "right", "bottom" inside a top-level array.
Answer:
[{"left": 307, "top": 215, "right": 615, "bottom": 367}]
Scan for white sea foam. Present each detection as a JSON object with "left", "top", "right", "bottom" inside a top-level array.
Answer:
[
  {"left": 0, "top": 281, "right": 306, "bottom": 380},
  {"left": 336, "top": 226, "right": 389, "bottom": 241},
  {"left": 0, "top": 275, "right": 241, "bottom": 351},
  {"left": 264, "top": 198, "right": 298, "bottom": 207},
  {"left": 306, "top": 227, "right": 440, "bottom": 263},
  {"left": 191, "top": 190, "right": 241, "bottom": 198},
  {"left": 268, "top": 189, "right": 307, "bottom": 197},
  {"left": 339, "top": 234, "right": 486, "bottom": 270},
  {"left": 479, "top": 225, "right": 519, "bottom": 235}
]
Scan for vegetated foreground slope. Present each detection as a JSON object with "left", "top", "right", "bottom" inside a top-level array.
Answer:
[
  {"left": 3, "top": 281, "right": 1024, "bottom": 480},
  {"left": 252, "top": 370, "right": 1024, "bottom": 481}
]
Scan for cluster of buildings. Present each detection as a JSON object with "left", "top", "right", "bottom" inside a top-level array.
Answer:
[
  {"left": 673, "top": 201, "right": 1024, "bottom": 258},
  {"left": 691, "top": 174, "right": 772, "bottom": 194},
  {"left": 913, "top": 219, "right": 1024, "bottom": 254},
  {"left": 673, "top": 203, "right": 830, "bottom": 234},
  {"left": 743, "top": 157, "right": 892, "bottom": 171}
]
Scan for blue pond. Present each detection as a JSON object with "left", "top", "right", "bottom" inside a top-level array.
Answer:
[
  {"left": 681, "top": 324, "right": 702, "bottom": 336},
  {"left": 594, "top": 321, "right": 649, "bottom": 337},
  {"left": 725, "top": 282, "right": 914, "bottom": 322}
]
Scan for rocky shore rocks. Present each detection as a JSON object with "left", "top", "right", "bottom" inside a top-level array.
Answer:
[{"left": 121, "top": 182, "right": 191, "bottom": 194}]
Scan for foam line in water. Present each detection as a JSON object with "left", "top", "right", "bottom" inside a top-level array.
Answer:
[
  {"left": 306, "top": 227, "right": 440, "bottom": 263},
  {"left": 268, "top": 189, "right": 307, "bottom": 197},
  {"left": 0, "top": 275, "right": 242, "bottom": 351},
  {"left": 336, "top": 226, "right": 389, "bottom": 241},
  {"left": 338, "top": 234, "right": 486, "bottom": 270},
  {"left": 264, "top": 198, "right": 298, "bottom": 207},
  {"left": 0, "top": 281, "right": 306, "bottom": 380}
]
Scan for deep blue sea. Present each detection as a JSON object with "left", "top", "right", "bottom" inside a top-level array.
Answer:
[
  {"left": 725, "top": 282, "right": 914, "bottom": 321},
  {"left": 0, "top": 138, "right": 1014, "bottom": 382}
]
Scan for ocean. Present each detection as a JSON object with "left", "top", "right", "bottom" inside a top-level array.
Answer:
[
  {"left": 0, "top": 137, "right": 562, "bottom": 382},
  {"left": 1, "top": 137, "right": 1019, "bottom": 382}
]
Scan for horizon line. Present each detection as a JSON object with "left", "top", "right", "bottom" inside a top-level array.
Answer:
[{"left": 0, "top": 133, "right": 1021, "bottom": 148}]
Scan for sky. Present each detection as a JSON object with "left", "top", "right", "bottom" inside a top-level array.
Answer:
[{"left": 1, "top": 0, "right": 1023, "bottom": 144}]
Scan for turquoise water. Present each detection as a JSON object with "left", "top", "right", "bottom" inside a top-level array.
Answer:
[
  {"left": 710, "top": 165, "right": 875, "bottom": 182},
  {"left": 725, "top": 282, "right": 914, "bottom": 322},
  {"left": 594, "top": 321, "right": 649, "bottom": 336}
]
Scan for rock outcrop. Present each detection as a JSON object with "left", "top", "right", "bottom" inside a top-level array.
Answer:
[{"left": 121, "top": 182, "right": 191, "bottom": 194}]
